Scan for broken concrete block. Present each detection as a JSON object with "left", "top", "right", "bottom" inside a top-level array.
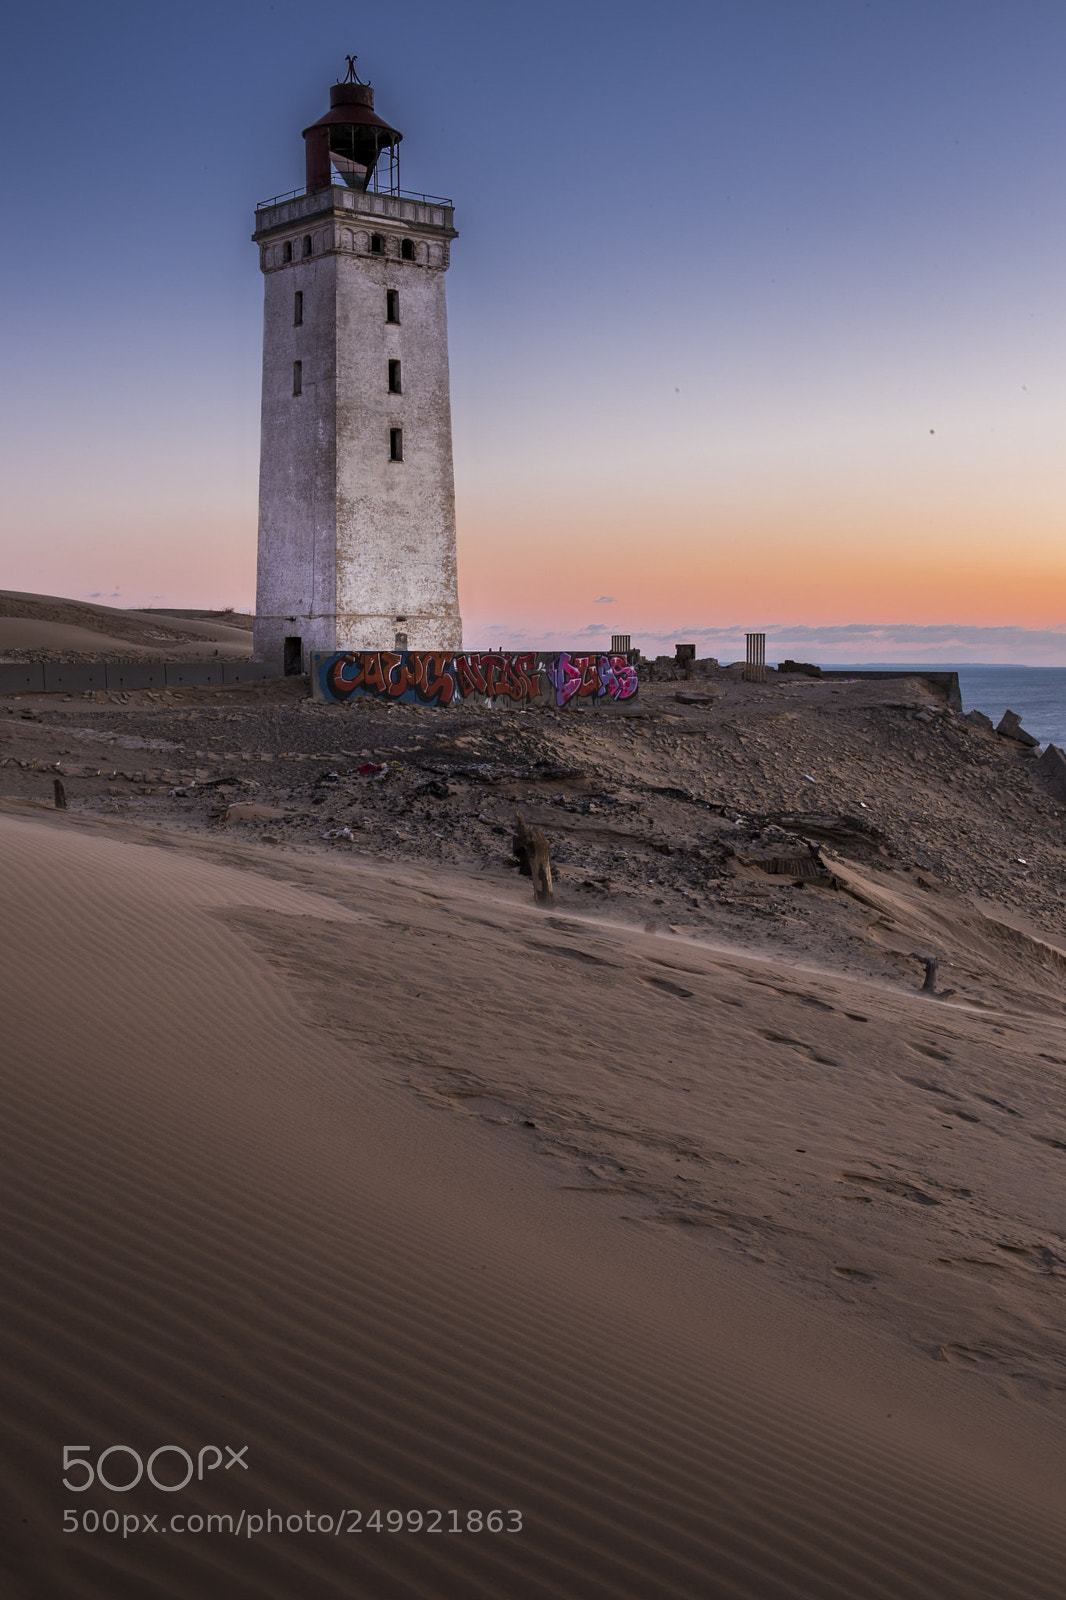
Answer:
[
  {"left": 1037, "top": 744, "right": 1066, "bottom": 804},
  {"left": 996, "top": 709, "right": 1039, "bottom": 747},
  {"left": 778, "top": 660, "right": 822, "bottom": 678},
  {"left": 963, "top": 709, "right": 994, "bottom": 732}
]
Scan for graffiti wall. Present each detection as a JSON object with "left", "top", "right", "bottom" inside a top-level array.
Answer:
[{"left": 313, "top": 650, "right": 639, "bottom": 709}]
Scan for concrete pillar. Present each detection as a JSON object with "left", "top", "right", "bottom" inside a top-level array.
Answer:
[{"left": 744, "top": 633, "right": 766, "bottom": 683}]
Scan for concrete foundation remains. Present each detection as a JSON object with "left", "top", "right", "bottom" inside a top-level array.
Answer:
[
  {"left": 996, "top": 709, "right": 1040, "bottom": 747},
  {"left": 820, "top": 671, "right": 963, "bottom": 713},
  {"left": 1037, "top": 744, "right": 1066, "bottom": 804}
]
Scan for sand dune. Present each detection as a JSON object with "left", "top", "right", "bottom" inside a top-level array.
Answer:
[
  {"left": 0, "top": 592, "right": 252, "bottom": 659},
  {"left": 2, "top": 807, "right": 1065, "bottom": 1598}
]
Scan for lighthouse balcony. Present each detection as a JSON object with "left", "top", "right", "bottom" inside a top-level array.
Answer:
[{"left": 255, "top": 184, "right": 453, "bottom": 240}]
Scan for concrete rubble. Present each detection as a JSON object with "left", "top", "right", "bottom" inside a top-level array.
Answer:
[
  {"left": 996, "top": 709, "right": 1040, "bottom": 747},
  {"left": 3, "top": 669, "right": 1064, "bottom": 1016},
  {"left": 1037, "top": 743, "right": 1066, "bottom": 804}
]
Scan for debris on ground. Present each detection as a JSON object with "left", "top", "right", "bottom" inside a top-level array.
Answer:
[{"left": 513, "top": 810, "right": 554, "bottom": 907}]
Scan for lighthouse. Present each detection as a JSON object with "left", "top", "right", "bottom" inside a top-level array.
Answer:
[{"left": 252, "top": 62, "right": 462, "bottom": 675}]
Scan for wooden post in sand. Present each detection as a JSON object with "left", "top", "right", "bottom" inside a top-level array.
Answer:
[
  {"left": 513, "top": 811, "right": 554, "bottom": 907},
  {"left": 52, "top": 778, "right": 66, "bottom": 810}
]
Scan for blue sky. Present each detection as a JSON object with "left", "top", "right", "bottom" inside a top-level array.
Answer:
[{"left": 0, "top": 1, "right": 1063, "bottom": 659}]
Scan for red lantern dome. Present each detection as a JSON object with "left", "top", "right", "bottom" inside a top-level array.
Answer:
[{"left": 302, "top": 69, "right": 402, "bottom": 194}]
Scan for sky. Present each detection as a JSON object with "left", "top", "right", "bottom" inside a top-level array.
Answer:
[{"left": 0, "top": 0, "right": 1064, "bottom": 662}]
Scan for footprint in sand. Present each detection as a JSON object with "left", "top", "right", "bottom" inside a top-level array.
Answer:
[
  {"left": 641, "top": 975, "right": 694, "bottom": 998},
  {"left": 993, "top": 1242, "right": 1062, "bottom": 1273},
  {"left": 932, "top": 1257, "right": 1008, "bottom": 1278},
  {"left": 758, "top": 1030, "right": 840, "bottom": 1068},
  {"left": 935, "top": 1343, "right": 1003, "bottom": 1366},
  {"left": 774, "top": 988, "right": 835, "bottom": 1011},
  {"left": 528, "top": 941, "right": 615, "bottom": 967},
  {"left": 838, "top": 1172, "right": 941, "bottom": 1206},
  {"left": 899, "top": 1074, "right": 958, "bottom": 1098},
  {"left": 975, "top": 1094, "right": 1021, "bottom": 1116}
]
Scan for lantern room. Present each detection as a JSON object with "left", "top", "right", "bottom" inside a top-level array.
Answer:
[{"left": 302, "top": 61, "right": 403, "bottom": 195}]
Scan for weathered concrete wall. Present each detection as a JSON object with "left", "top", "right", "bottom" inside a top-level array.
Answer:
[
  {"left": 819, "top": 670, "right": 963, "bottom": 712},
  {"left": 0, "top": 661, "right": 277, "bottom": 695},
  {"left": 334, "top": 250, "right": 460, "bottom": 650},
  {"left": 312, "top": 651, "right": 639, "bottom": 709},
  {"left": 252, "top": 188, "right": 461, "bottom": 674},
  {"left": 254, "top": 245, "right": 338, "bottom": 672}
]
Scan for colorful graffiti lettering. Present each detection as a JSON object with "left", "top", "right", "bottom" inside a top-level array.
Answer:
[
  {"left": 544, "top": 654, "right": 580, "bottom": 706},
  {"left": 317, "top": 650, "right": 638, "bottom": 709},
  {"left": 545, "top": 653, "right": 638, "bottom": 708},
  {"left": 327, "top": 651, "right": 456, "bottom": 705},
  {"left": 453, "top": 652, "right": 541, "bottom": 701},
  {"left": 604, "top": 654, "right": 639, "bottom": 701}
]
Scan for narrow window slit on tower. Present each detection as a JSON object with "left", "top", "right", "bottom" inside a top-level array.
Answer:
[
  {"left": 388, "top": 359, "right": 402, "bottom": 394},
  {"left": 282, "top": 240, "right": 293, "bottom": 263},
  {"left": 370, "top": 233, "right": 385, "bottom": 255},
  {"left": 293, "top": 290, "right": 303, "bottom": 326},
  {"left": 386, "top": 289, "right": 400, "bottom": 323},
  {"left": 293, "top": 360, "right": 302, "bottom": 396},
  {"left": 302, "top": 235, "right": 313, "bottom": 257},
  {"left": 401, "top": 239, "right": 415, "bottom": 261},
  {"left": 390, "top": 427, "right": 404, "bottom": 461}
]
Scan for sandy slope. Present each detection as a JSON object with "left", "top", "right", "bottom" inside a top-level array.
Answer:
[
  {"left": 0, "top": 592, "right": 252, "bottom": 659},
  {"left": 2, "top": 808, "right": 1066, "bottom": 1599}
]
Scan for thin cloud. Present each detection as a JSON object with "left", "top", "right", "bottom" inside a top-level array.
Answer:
[
  {"left": 595, "top": 595, "right": 616, "bottom": 604},
  {"left": 625, "top": 621, "right": 1066, "bottom": 666}
]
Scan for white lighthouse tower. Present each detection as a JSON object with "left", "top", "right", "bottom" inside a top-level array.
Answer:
[{"left": 252, "top": 62, "right": 462, "bottom": 675}]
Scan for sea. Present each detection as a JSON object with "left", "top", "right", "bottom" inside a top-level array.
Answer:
[{"left": 828, "top": 665, "right": 1066, "bottom": 751}]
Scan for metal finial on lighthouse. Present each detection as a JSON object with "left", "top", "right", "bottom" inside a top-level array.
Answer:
[{"left": 343, "top": 55, "right": 361, "bottom": 83}]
